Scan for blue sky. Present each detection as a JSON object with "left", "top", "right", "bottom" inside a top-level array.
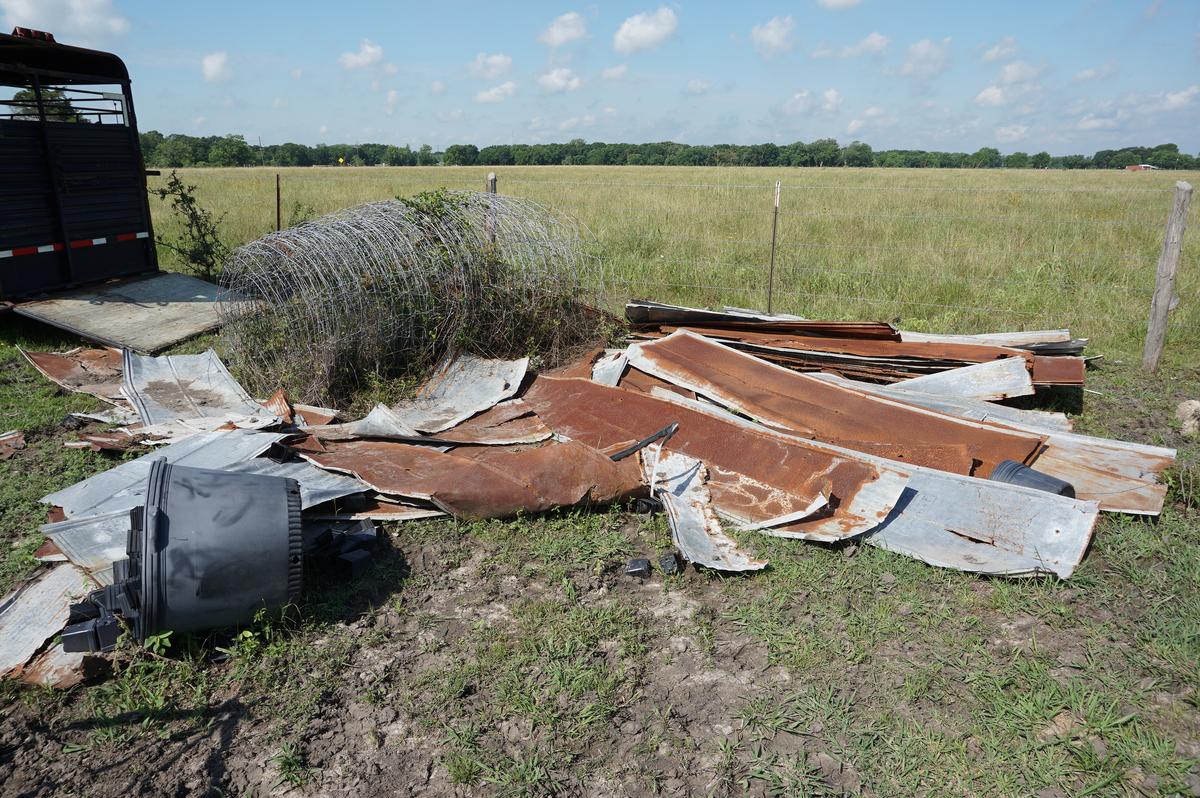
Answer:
[{"left": 5, "top": 0, "right": 1199, "bottom": 153}]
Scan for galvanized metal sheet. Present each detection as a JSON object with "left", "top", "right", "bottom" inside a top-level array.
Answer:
[
  {"left": 591, "top": 350, "right": 629, "bottom": 386},
  {"left": 306, "top": 404, "right": 421, "bottom": 441},
  {"left": 42, "top": 429, "right": 288, "bottom": 518},
  {"left": 302, "top": 438, "right": 643, "bottom": 519},
  {"left": 41, "top": 510, "right": 127, "bottom": 585},
  {"left": 808, "top": 373, "right": 1172, "bottom": 515},
  {"left": 809, "top": 373, "right": 1073, "bottom": 433},
  {"left": 644, "top": 388, "right": 1099, "bottom": 578},
  {"left": 123, "top": 348, "right": 270, "bottom": 426},
  {"left": 899, "top": 329, "right": 1071, "bottom": 347},
  {"left": 895, "top": 357, "right": 1034, "bottom": 401},
  {"left": 304, "top": 496, "right": 445, "bottom": 521},
  {"left": 19, "top": 346, "right": 125, "bottom": 404},
  {"left": 13, "top": 272, "right": 230, "bottom": 354},
  {"left": 626, "top": 331, "right": 1045, "bottom": 478},
  {"left": 642, "top": 450, "right": 768, "bottom": 572},
  {"left": 391, "top": 353, "right": 528, "bottom": 433},
  {"left": 224, "top": 457, "right": 367, "bottom": 509},
  {"left": 522, "top": 377, "right": 909, "bottom": 542},
  {"left": 0, "top": 564, "right": 90, "bottom": 678}
]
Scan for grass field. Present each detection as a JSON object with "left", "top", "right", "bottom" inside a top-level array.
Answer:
[
  {"left": 2, "top": 166, "right": 1200, "bottom": 796},
  {"left": 149, "top": 165, "right": 1200, "bottom": 365}
]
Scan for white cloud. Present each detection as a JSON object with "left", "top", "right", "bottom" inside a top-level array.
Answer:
[
  {"left": 469, "top": 52, "right": 513, "bottom": 79},
  {"left": 601, "top": 64, "right": 628, "bottom": 79},
  {"left": 863, "top": 105, "right": 885, "bottom": 118},
  {"left": 383, "top": 62, "right": 399, "bottom": 76},
  {"left": 998, "top": 60, "right": 1040, "bottom": 84},
  {"left": 846, "top": 119, "right": 863, "bottom": 134},
  {"left": 782, "top": 89, "right": 813, "bottom": 115},
  {"left": 750, "top": 15, "right": 794, "bottom": 58},
  {"left": 475, "top": 80, "right": 516, "bottom": 103},
  {"left": 538, "top": 67, "right": 582, "bottom": 93},
  {"left": 841, "top": 31, "right": 888, "bottom": 57},
  {"left": 613, "top": 7, "right": 678, "bottom": 54},
  {"left": 975, "top": 60, "right": 1041, "bottom": 107},
  {"left": 0, "top": 0, "right": 129, "bottom": 43},
  {"left": 290, "top": 67, "right": 303, "bottom": 80},
  {"left": 995, "top": 124, "right": 1028, "bottom": 143},
  {"left": 319, "top": 124, "right": 328, "bottom": 135},
  {"left": 430, "top": 79, "right": 445, "bottom": 95},
  {"left": 193, "top": 116, "right": 205, "bottom": 128},
  {"left": 1162, "top": 84, "right": 1199, "bottom": 110},
  {"left": 438, "top": 109, "right": 464, "bottom": 122},
  {"left": 685, "top": 78, "right": 711, "bottom": 95},
  {"left": 1074, "top": 62, "right": 1116, "bottom": 82},
  {"left": 272, "top": 97, "right": 287, "bottom": 109},
  {"left": 817, "top": 0, "right": 861, "bottom": 7},
  {"left": 339, "top": 39, "right": 383, "bottom": 69},
  {"left": 1078, "top": 113, "right": 1118, "bottom": 130},
  {"left": 201, "top": 51, "right": 232, "bottom": 83},
  {"left": 982, "top": 36, "right": 1016, "bottom": 63},
  {"left": 975, "top": 86, "right": 1006, "bottom": 106},
  {"left": 821, "top": 87, "right": 842, "bottom": 112},
  {"left": 384, "top": 89, "right": 399, "bottom": 115},
  {"left": 558, "top": 113, "right": 598, "bottom": 131},
  {"left": 901, "top": 38, "right": 951, "bottom": 79},
  {"left": 810, "top": 42, "right": 835, "bottom": 58},
  {"left": 539, "top": 11, "right": 586, "bottom": 47}
]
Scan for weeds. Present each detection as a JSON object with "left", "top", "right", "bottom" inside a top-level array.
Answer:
[
  {"left": 150, "top": 170, "right": 229, "bottom": 281},
  {"left": 271, "top": 742, "right": 314, "bottom": 788}
]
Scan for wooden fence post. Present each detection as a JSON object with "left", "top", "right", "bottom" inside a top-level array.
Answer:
[
  {"left": 767, "top": 180, "right": 781, "bottom": 315},
  {"left": 485, "top": 172, "right": 497, "bottom": 245},
  {"left": 275, "top": 173, "right": 281, "bottom": 232},
  {"left": 1142, "top": 180, "right": 1193, "bottom": 372}
]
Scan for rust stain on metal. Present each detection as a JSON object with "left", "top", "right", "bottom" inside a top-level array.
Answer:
[
  {"left": 19, "top": 347, "right": 125, "bottom": 403},
  {"left": 437, "top": 399, "right": 553, "bottom": 445},
  {"left": 627, "top": 331, "right": 1046, "bottom": 478},
  {"left": 521, "top": 376, "right": 908, "bottom": 540},
  {"left": 626, "top": 301, "right": 899, "bottom": 340},
  {"left": 261, "top": 388, "right": 295, "bottom": 424},
  {"left": 1030, "top": 356, "right": 1086, "bottom": 386},
  {"left": 618, "top": 367, "right": 697, "bottom": 401},
  {"left": 302, "top": 439, "right": 643, "bottom": 519}
]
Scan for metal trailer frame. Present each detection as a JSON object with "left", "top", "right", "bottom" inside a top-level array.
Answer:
[{"left": 0, "top": 29, "right": 158, "bottom": 300}]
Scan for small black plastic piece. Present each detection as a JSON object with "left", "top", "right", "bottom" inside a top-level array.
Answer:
[
  {"left": 658, "top": 552, "right": 681, "bottom": 575},
  {"left": 61, "top": 459, "right": 303, "bottom": 652},
  {"left": 335, "top": 549, "right": 373, "bottom": 580},
  {"left": 989, "top": 459, "right": 1076, "bottom": 498},
  {"left": 633, "top": 497, "right": 662, "bottom": 515},
  {"left": 626, "top": 558, "right": 652, "bottom": 577},
  {"left": 609, "top": 422, "right": 680, "bottom": 462}
]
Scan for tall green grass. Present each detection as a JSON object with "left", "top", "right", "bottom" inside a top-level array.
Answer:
[{"left": 148, "top": 166, "right": 1200, "bottom": 365}]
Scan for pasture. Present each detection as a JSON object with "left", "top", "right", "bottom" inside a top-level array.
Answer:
[{"left": 149, "top": 165, "right": 1200, "bottom": 364}]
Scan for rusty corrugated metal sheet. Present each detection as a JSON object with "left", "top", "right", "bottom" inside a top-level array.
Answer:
[
  {"left": 521, "top": 376, "right": 909, "bottom": 541},
  {"left": 633, "top": 326, "right": 1085, "bottom": 387},
  {"left": 626, "top": 301, "right": 900, "bottom": 340},
  {"left": 437, "top": 399, "right": 553, "bottom": 445},
  {"left": 1030, "top": 355, "right": 1086, "bottom": 385},
  {"left": 626, "top": 331, "right": 1046, "bottom": 478},
  {"left": 301, "top": 439, "right": 643, "bottom": 519},
  {"left": 261, "top": 388, "right": 295, "bottom": 424},
  {"left": 19, "top": 346, "right": 125, "bottom": 403}
]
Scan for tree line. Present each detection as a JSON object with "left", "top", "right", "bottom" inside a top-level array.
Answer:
[{"left": 138, "top": 132, "right": 1199, "bottom": 171}]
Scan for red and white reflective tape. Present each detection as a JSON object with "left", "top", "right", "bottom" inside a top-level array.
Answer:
[{"left": 0, "top": 231, "right": 148, "bottom": 259}]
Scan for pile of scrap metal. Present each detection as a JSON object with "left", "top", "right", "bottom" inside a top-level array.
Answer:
[{"left": 1, "top": 301, "right": 1176, "bottom": 688}]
